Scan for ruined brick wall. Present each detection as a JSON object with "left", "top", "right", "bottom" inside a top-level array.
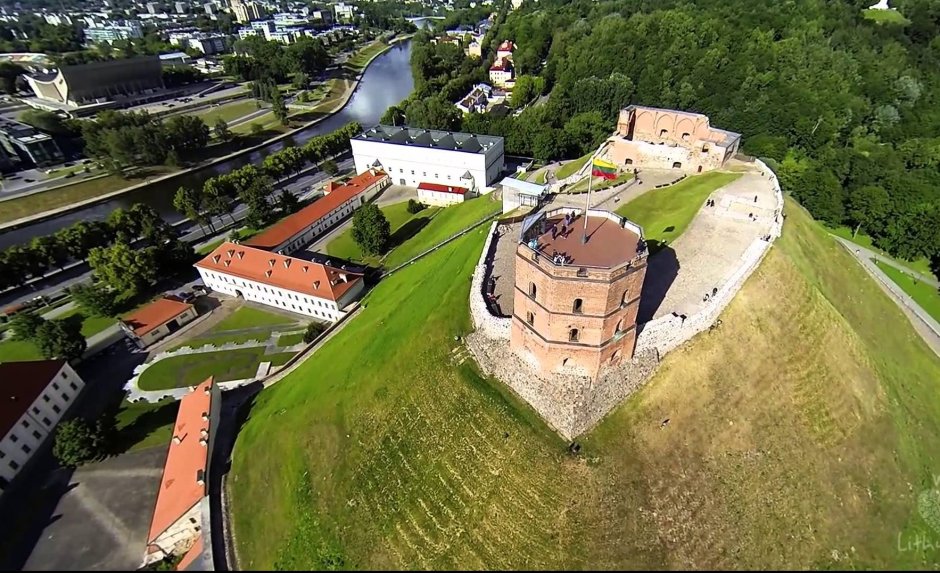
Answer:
[{"left": 468, "top": 221, "right": 511, "bottom": 339}]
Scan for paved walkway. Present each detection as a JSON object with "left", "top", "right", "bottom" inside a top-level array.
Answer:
[{"left": 834, "top": 237, "right": 940, "bottom": 357}]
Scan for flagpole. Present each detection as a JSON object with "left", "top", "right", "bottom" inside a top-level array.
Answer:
[{"left": 582, "top": 159, "right": 593, "bottom": 244}]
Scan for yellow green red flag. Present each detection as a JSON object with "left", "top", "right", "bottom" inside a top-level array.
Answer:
[{"left": 591, "top": 157, "right": 617, "bottom": 180}]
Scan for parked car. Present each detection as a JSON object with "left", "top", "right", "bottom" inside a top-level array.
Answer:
[
  {"left": 192, "top": 284, "right": 211, "bottom": 294},
  {"left": 177, "top": 291, "right": 196, "bottom": 303}
]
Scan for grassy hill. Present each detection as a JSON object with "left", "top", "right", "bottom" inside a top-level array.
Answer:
[{"left": 228, "top": 198, "right": 940, "bottom": 569}]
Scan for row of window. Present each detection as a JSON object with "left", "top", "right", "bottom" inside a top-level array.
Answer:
[
  {"left": 388, "top": 166, "right": 453, "bottom": 181},
  {"left": 204, "top": 273, "right": 333, "bottom": 308},
  {"left": 252, "top": 295, "right": 335, "bottom": 319},
  {"left": 526, "top": 284, "right": 632, "bottom": 311}
]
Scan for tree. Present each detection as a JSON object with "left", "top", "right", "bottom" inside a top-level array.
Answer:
[
  {"left": 271, "top": 87, "right": 289, "bottom": 126},
  {"left": 30, "top": 234, "right": 70, "bottom": 271},
  {"left": 213, "top": 117, "right": 232, "bottom": 142},
  {"left": 174, "top": 186, "right": 214, "bottom": 235},
  {"left": 847, "top": 185, "right": 889, "bottom": 237},
  {"left": 292, "top": 71, "right": 310, "bottom": 90},
  {"left": 88, "top": 242, "right": 159, "bottom": 295},
  {"left": 407, "top": 199, "right": 425, "bottom": 214},
  {"left": 250, "top": 122, "right": 264, "bottom": 136},
  {"left": 20, "top": 109, "right": 80, "bottom": 137},
  {"left": 302, "top": 321, "right": 326, "bottom": 343},
  {"left": 381, "top": 104, "right": 406, "bottom": 126},
  {"left": 0, "top": 61, "right": 25, "bottom": 94},
  {"left": 277, "top": 189, "right": 300, "bottom": 214},
  {"left": 351, "top": 202, "right": 391, "bottom": 256},
  {"left": 35, "top": 318, "right": 86, "bottom": 362},
  {"left": 322, "top": 159, "right": 339, "bottom": 176},
  {"left": 56, "top": 221, "right": 112, "bottom": 261},
  {"left": 164, "top": 114, "right": 209, "bottom": 156},
  {"left": 69, "top": 282, "right": 118, "bottom": 317},
  {"left": 53, "top": 418, "right": 104, "bottom": 468},
  {"left": 10, "top": 312, "right": 44, "bottom": 341}
]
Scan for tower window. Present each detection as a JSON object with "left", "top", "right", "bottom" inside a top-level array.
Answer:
[
  {"left": 572, "top": 298, "right": 583, "bottom": 314},
  {"left": 659, "top": 128, "right": 668, "bottom": 138},
  {"left": 569, "top": 328, "right": 579, "bottom": 342},
  {"left": 528, "top": 282, "right": 537, "bottom": 299},
  {"left": 526, "top": 312, "right": 534, "bottom": 325}
]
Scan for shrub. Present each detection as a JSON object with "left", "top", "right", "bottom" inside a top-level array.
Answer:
[
  {"left": 407, "top": 199, "right": 425, "bottom": 214},
  {"left": 303, "top": 321, "right": 326, "bottom": 343},
  {"left": 53, "top": 418, "right": 108, "bottom": 467}
]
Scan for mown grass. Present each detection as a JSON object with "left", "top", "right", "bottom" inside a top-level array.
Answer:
[
  {"left": 276, "top": 332, "right": 305, "bottom": 347},
  {"left": 828, "top": 224, "right": 936, "bottom": 280},
  {"left": 136, "top": 347, "right": 296, "bottom": 390},
  {"left": 564, "top": 172, "right": 632, "bottom": 194},
  {"left": 345, "top": 41, "right": 390, "bottom": 71},
  {"left": 326, "top": 201, "right": 441, "bottom": 264},
  {"left": 862, "top": 8, "right": 910, "bottom": 25},
  {"left": 189, "top": 99, "right": 260, "bottom": 125},
  {"left": 169, "top": 306, "right": 301, "bottom": 350},
  {"left": 56, "top": 307, "right": 116, "bottom": 338},
  {"left": 875, "top": 260, "right": 940, "bottom": 323},
  {"left": 383, "top": 195, "right": 500, "bottom": 269},
  {"left": 213, "top": 306, "right": 297, "bottom": 331},
  {"left": 0, "top": 338, "right": 42, "bottom": 362},
  {"left": 555, "top": 153, "right": 592, "bottom": 180},
  {"left": 617, "top": 171, "right": 742, "bottom": 247},
  {"left": 112, "top": 399, "right": 179, "bottom": 453},
  {"left": 229, "top": 195, "right": 940, "bottom": 569}
]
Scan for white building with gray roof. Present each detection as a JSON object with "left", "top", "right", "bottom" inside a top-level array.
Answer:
[{"left": 350, "top": 125, "right": 505, "bottom": 192}]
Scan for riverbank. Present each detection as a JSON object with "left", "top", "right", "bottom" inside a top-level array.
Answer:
[{"left": 0, "top": 38, "right": 400, "bottom": 236}]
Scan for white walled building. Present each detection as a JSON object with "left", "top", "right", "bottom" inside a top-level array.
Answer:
[
  {"left": 243, "top": 169, "right": 390, "bottom": 254},
  {"left": 351, "top": 125, "right": 505, "bottom": 192},
  {"left": 195, "top": 243, "right": 365, "bottom": 322},
  {"left": 417, "top": 181, "right": 469, "bottom": 206},
  {"left": 0, "top": 360, "right": 86, "bottom": 490}
]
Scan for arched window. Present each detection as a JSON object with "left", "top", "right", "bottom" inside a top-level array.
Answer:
[
  {"left": 526, "top": 311, "right": 534, "bottom": 325},
  {"left": 702, "top": 143, "right": 710, "bottom": 153},
  {"left": 681, "top": 132, "right": 690, "bottom": 141},
  {"left": 672, "top": 161, "right": 682, "bottom": 169},
  {"left": 611, "top": 350, "right": 621, "bottom": 363},
  {"left": 528, "top": 282, "right": 537, "bottom": 299},
  {"left": 621, "top": 291, "right": 628, "bottom": 306},
  {"left": 659, "top": 128, "right": 668, "bottom": 138},
  {"left": 569, "top": 328, "right": 579, "bottom": 342},
  {"left": 624, "top": 158, "right": 633, "bottom": 165},
  {"left": 616, "top": 319, "right": 623, "bottom": 333},
  {"left": 572, "top": 298, "right": 583, "bottom": 314}
]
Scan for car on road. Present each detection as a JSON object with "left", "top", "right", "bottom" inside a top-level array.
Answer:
[{"left": 24, "top": 178, "right": 34, "bottom": 182}]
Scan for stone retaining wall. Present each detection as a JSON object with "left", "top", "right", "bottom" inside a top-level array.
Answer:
[
  {"left": 635, "top": 159, "right": 784, "bottom": 356},
  {"left": 469, "top": 221, "right": 511, "bottom": 340}
]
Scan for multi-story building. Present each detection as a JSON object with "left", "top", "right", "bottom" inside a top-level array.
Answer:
[
  {"left": 175, "top": 1, "right": 187, "bottom": 14},
  {"left": 0, "top": 117, "right": 64, "bottom": 167},
  {"left": 231, "top": 0, "right": 265, "bottom": 23},
  {"left": 488, "top": 57, "right": 514, "bottom": 88},
  {"left": 169, "top": 31, "right": 227, "bottom": 54},
  {"left": 195, "top": 244, "right": 365, "bottom": 321},
  {"left": 496, "top": 39, "right": 515, "bottom": 61},
  {"left": 0, "top": 360, "right": 87, "bottom": 491},
  {"left": 243, "top": 169, "right": 391, "bottom": 254},
  {"left": 237, "top": 19, "right": 275, "bottom": 40},
  {"left": 143, "top": 377, "right": 219, "bottom": 569},
  {"left": 606, "top": 105, "right": 742, "bottom": 173},
  {"left": 455, "top": 83, "right": 492, "bottom": 114},
  {"left": 147, "top": 2, "right": 162, "bottom": 15},
  {"left": 511, "top": 208, "right": 648, "bottom": 379},
  {"left": 351, "top": 125, "right": 505, "bottom": 192},
  {"left": 84, "top": 20, "right": 144, "bottom": 44},
  {"left": 334, "top": 2, "right": 355, "bottom": 21}
]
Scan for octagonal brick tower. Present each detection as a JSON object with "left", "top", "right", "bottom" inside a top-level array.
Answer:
[{"left": 510, "top": 208, "right": 648, "bottom": 379}]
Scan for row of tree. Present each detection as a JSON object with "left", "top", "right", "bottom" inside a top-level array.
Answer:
[
  {"left": 173, "top": 122, "right": 361, "bottom": 232},
  {"left": 224, "top": 36, "right": 331, "bottom": 84},
  {"left": 8, "top": 312, "right": 86, "bottom": 362},
  {"left": 82, "top": 110, "right": 210, "bottom": 173},
  {"left": 0, "top": 204, "right": 175, "bottom": 292}
]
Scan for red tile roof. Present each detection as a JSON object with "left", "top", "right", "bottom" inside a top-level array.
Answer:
[
  {"left": 498, "top": 40, "right": 515, "bottom": 52},
  {"left": 418, "top": 181, "right": 468, "bottom": 195},
  {"left": 0, "top": 359, "right": 66, "bottom": 438},
  {"left": 148, "top": 378, "right": 215, "bottom": 544},
  {"left": 195, "top": 242, "right": 363, "bottom": 302},
  {"left": 243, "top": 169, "right": 389, "bottom": 251},
  {"left": 490, "top": 57, "right": 512, "bottom": 72},
  {"left": 121, "top": 296, "right": 194, "bottom": 337}
]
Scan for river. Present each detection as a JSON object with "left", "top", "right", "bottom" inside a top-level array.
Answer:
[{"left": 0, "top": 39, "right": 415, "bottom": 249}]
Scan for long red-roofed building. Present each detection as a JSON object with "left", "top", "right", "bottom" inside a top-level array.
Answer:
[
  {"left": 242, "top": 168, "right": 390, "bottom": 254},
  {"left": 417, "top": 181, "right": 469, "bottom": 206},
  {"left": 195, "top": 242, "right": 364, "bottom": 321},
  {"left": 143, "top": 377, "right": 219, "bottom": 568}
]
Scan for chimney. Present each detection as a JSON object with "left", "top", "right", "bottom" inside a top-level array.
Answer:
[
  {"left": 201, "top": 411, "right": 209, "bottom": 421},
  {"left": 339, "top": 273, "right": 348, "bottom": 283}
]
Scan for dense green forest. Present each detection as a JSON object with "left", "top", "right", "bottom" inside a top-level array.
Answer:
[{"left": 395, "top": 0, "right": 940, "bottom": 270}]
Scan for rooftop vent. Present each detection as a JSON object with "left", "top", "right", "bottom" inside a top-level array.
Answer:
[
  {"left": 199, "top": 438, "right": 208, "bottom": 447},
  {"left": 212, "top": 254, "right": 221, "bottom": 263},
  {"left": 200, "top": 428, "right": 208, "bottom": 437},
  {"left": 237, "top": 251, "right": 245, "bottom": 259},
  {"left": 223, "top": 260, "right": 231, "bottom": 267},
  {"left": 172, "top": 436, "right": 182, "bottom": 445},
  {"left": 265, "top": 269, "right": 272, "bottom": 277},
  {"left": 268, "top": 259, "right": 275, "bottom": 267},
  {"left": 302, "top": 266, "right": 308, "bottom": 273},
  {"left": 313, "top": 280, "right": 320, "bottom": 289},
  {"left": 196, "top": 469, "right": 205, "bottom": 486},
  {"left": 283, "top": 259, "right": 291, "bottom": 269},
  {"left": 201, "top": 411, "right": 209, "bottom": 421},
  {"left": 226, "top": 249, "right": 235, "bottom": 257}
]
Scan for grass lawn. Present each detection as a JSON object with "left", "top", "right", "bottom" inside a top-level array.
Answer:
[
  {"left": 169, "top": 306, "right": 300, "bottom": 351},
  {"left": 112, "top": 399, "right": 179, "bottom": 453},
  {"left": 136, "top": 347, "right": 296, "bottom": 391},
  {"left": 0, "top": 167, "right": 175, "bottom": 225},
  {"left": 190, "top": 99, "right": 260, "bottom": 125},
  {"left": 555, "top": 153, "right": 592, "bottom": 180},
  {"left": 564, "top": 172, "right": 632, "bottom": 194},
  {"left": 213, "top": 306, "right": 297, "bottom": 331},
  {"left": 862, "top": 8, "right": 910, "bottom": 25},
  {"left": 229, "top": 195, "right": 940, "bottom": 569},
  {"left": 277, "top": 332, "right": 305, "bottom": 347},
  {"left": 56, "top": 307, "right": 116, "bottom": 338},
  {"left": 326, "top": 201, "right": 442, "bottom": 264},
  {"left": 828, "top": 225, "right": 936, "bottom": 281},
  {"left": 534, "top": 169, "right": 548, "bottom": 185},
  {"left": 875, "top": 260, "right": 940, "bottom": 323},
  {"left": 617, "top": 171, "right": 742, "bottom": 248},
  {"left": 345, "top": 42, "right": 390, "bottom": 71},
  {"left": 383, "top": 195, "right": 500, "bottom": 269},
  {"left": 196, "top": 237, "right": 226, "bottom": 256},
  {"left": 0, "top": 338, "right": 41, "bottom": 362}
]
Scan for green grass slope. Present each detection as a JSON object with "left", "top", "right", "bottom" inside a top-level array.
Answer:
[
  {"left": 229, "top": 197, "right": 940, "bottom": 569},
  {"left": 327, "top": 201, "right": 441, "bottom": 264},
  {"left": 875, "top": 260, "right": 940, "bottom": 323}
]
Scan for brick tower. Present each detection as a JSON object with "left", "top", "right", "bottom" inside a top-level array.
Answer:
[{"left": 510, "top": 208, "right": 647, "bottom": 379}]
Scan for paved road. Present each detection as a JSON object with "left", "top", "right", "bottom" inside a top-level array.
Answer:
[
  {"left": 834, "top": 237, "right": 940, "bottom": 357},
  {"left": 0, "top": 157, "right": 355, "bottom": 310}
]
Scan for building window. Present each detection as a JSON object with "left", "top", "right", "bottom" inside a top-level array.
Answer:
[
  {"left": 573, "top": 298, "right": 583, "bottom": 314},
  {"left": 60, "top": 372, "right": 67, "bottom": 379},
  {"left": 681, "top": 132, "right": 690, "bottom": 141},
  {"left": 526, "top": 311, "right": 534, "bottom": 325},
  {"left": 61, "top": 394, "right": 69, "bottom": 402},
  {"left": 69, "top": 382, "right": 78, "bottom": 391},
  {"left": 9, "top": 434, "right": 17, "bottom": 443},
  {"left": 32, "top": 431, "right": 41, "bottom": 440},
  {"left": 621, "top": 291, "right": 628, "bottom": 307},
  {"left": 528, "top": 282, "right": 537, "bottom": 299},
  {"left": 616, "top": 319, "right": 624, "bottom": 333},
  {"left": 42, "top": 417, "right": 51, "bottom": 426},
  {"left": 21, "top": 420, "right": 29, "bottom": 429},
  {"left": 9, "top": 460, "right": 19, "bottom": 470},
  {"left": 569, "top": 328, "right": 580, "bottom": 342},
  {"left": 702, "top": 143, "right": 710, "bottom": 153},
  {"left": 410, "top": 170, "right": 414, "bottom": 175},
  {"left": 659, "top": 128, "right": 668, "bottom": 138},
  {"left": 52, "top": 405, "right": 61, "bottom": 414},
  {"left": 52, "top": 382, "right": 59, "bottom": 391},
  {"left": 21, "top": 444, "right": 31, "bottom": 454},
  {"left": 31, "top": 407, "right": 39, "bottom": 415},
  {"left": 672, "top": 161, "right": 682, "bottom": 169}
]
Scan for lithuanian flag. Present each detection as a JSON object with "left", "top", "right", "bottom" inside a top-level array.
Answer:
[{"left": 591, "top": 157, "right": 618, "bottom": 180}]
